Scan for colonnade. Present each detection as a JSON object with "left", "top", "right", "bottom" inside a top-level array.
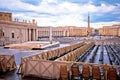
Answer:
[{"left": 27, "top": 28, "right": 38, "bottom": 41}]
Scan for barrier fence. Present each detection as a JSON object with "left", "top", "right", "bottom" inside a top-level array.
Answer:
[
  {"left": 55, "top": 42, "right": 94, "bottom": 61},
  {"left": 19, "top": 41, "right": 85, "bottom": 63},
  {"left": 18, "top": 60, "right": 120, "bottom": 80},
  {"left": 23, "top": 60, "right": 71, "bottom": 79},
  {"left": 18, "top": 41, "right": 85, "bottom": 73},
  {"left": 18, "top": 42, "right": 94, "bottom": 77},
  {"left": 0, "top": 54, "right": 17, "bottom": 72},
  {"left": 17, "top": 41, "right": 120, "bottom": 79},
  {"left": 95, "top": 41, "right": 120, "bottom": 45}
]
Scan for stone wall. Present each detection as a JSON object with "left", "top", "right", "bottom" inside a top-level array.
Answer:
[{"left": 0, "top": 20, "right": 38, "bottom": 45}]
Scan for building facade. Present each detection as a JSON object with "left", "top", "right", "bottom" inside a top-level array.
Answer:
[
  {"left": 99, "top": 24, "right": 120, "bottom": 37},
  {"left": 37, "top": 26, "right": 91, "bottom": 38},
  {"left": 0, "top": 12, "right": 38, "bottom": 45},
  {"left": 0, "top": 12, "right": 12, "bottom": 21},
  {"left": 0, "top": 12, "right": 94, "bottom": 45}
]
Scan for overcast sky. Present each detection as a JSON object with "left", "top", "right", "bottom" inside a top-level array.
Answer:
[{"left": 0, "top": 0, "right": 120, "bottom": 28}]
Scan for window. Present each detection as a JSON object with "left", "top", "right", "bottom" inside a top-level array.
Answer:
[
  {"left": 0, "top": 14, "right": 2, "bottom": 16},
  {"left": 12, "top": 33, "right": 14, "bottom": 38},
  {"left": 9, "top": 15, "right": 11, "bottom": 18},
  {"left": 3, "top": 32, "right": 4, "bottom": 36}
]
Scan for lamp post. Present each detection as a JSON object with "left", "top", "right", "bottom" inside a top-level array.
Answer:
[{"left": 49, "top": 26, "right": 52, "bottom": 44}]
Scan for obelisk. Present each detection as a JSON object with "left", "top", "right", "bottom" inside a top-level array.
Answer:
[{"left": 87, "top": 13, "right": 90, "bottom": 38}]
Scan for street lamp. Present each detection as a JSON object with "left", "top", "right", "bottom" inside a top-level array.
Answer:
[{"left": 49, "top": 26, "right": 52, "bottom": 44}]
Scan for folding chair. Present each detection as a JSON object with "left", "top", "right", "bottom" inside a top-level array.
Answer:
[
  {"left": 60, "top": 65, "right": 69, "bottom": 80},
  {"left": 107, "top": 67, "right": 117, "bottom": 80},
  {"left": 82, "top": 64, "right": 90, "bottom": 80},
  {"left": 92, "top": 66, "right": 101, "bottom": 80},
  {"left": 71, "top": 64, "right": 81, "bottom": 80}
]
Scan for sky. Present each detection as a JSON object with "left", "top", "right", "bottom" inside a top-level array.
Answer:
[{"left": 0, "top": 0, "right": 120, "bottom": 28}]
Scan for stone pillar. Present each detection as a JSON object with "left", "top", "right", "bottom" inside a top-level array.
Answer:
[
  {"left": 36, "top": 29, "right": 38, "bottom": 40},
  {"left": 27, "top": 29, "right": 29, "bottom": 41},
  {"left": 26, "top": 28, "right": 28, "bottom": 42},
  {"left": 67, "top": 30, "right": 69, "bottom": 37},
  {"left": 29, "top": 29, "right": 31, "bottom": 41},
  {"left": 32, "top": 29, "right": 34, "bottom": 41},
  {"left": 34, "top": 29, "right": 36, "bottom": 40},
  {"left": 33, "top": 29, "right": 35, "bottom": 41},
  {"left": 34, "top": 29, "right": 36, "bottom": 41},
  {"left": 33, "top": 29, "right": 36, "bottom": 41},
  {"left": 31, "top": 29, "right": 34, "bottom": 41},
  {"left": 63, "top": 31, "right": 65, "bottom": 37},
  {"left": 25, "top": 28, "right": 27, "bottom": 42}
]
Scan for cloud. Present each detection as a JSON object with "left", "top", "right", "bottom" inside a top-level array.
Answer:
[
  {"left": 0, "top": 0, "right": 36, "bottom": 11},
  {"left": 99, "top": 3, "right": 115, "bottom": 13},
  {"left": 0, "top": 0, "right": 119, "bottom": 28}
]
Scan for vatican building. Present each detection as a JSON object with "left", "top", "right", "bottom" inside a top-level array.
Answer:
[{"left": 0, "top": 12, "right": 94, "bottom": 46}]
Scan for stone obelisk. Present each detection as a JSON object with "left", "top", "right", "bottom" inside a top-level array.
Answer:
[{"left": 87, "top": 13, "right": 90, "bottom": 38}]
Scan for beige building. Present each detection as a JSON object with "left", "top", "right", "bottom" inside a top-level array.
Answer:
[
  {"left": 69, "top": 26, "right": 82, "bottom": 37},
  {"left": 0, "top": 20, "right": 38, "bottom": 44},
  {"left": 0, "top": 12, "right": 94, "bottom": 45},
  {"left": 99, "top": 24, "right": 120, "bottom": 37},
  {"left": 37, "top": 26, "right": 69, "bottom": 38},
  {"left": 0, "top": 12, "right": 12, "bottom": 21},
  {"left": 37, "top": 26, "right": 91, "bottom": 38},
  {"left": 118, "top": 27, "right": 120, "bottom": 37},
  {"left": 52, "top": 26, "right": 69, "bottom": 37},
  {"left": 0, "top": 12, "right": 38, "bottom": 45}
]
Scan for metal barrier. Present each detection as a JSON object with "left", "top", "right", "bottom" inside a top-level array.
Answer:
[{"left": 0, "top": 54, "right": 17, "bottom": 72}]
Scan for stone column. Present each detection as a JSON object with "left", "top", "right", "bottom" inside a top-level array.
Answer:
[
  {"left": 34, "top": 29, "right": 36, "bottom": 40},
  {"left": 31, "top": 29, "right": 34, "bottom": 41},
  {"left": 33, "top": 29, "right": 36, "bottom": 41},
  {"left": 33, "top": 29, "right": 35, "bottom": 41},
  {"left": 26, "top": 28, "right": 28, "bottom": 41},
  {"left": 32, "top": 29, "right": 34, "bottom": 41},
  {"left": 29, "top": 29, "right": 31, "bottom": 41},
  {"left": 34, "top": 29, "right": 36, "bottom": 41},
  {"left": 25, "top": 28, "right": 27, "bottom": 42},
  {"left": 36, "top": 29, "right": 38, "bottom": 40},
  {"left": 27, "top": 28, "right": 29, "bottom": 41}
]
